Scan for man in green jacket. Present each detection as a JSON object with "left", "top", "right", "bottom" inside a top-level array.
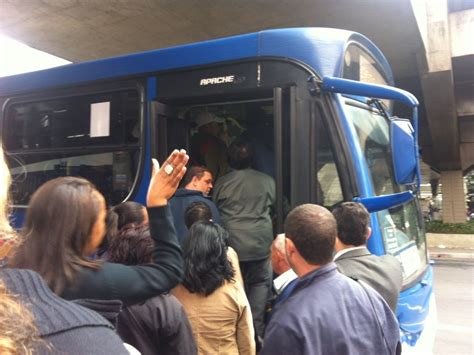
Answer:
[{"left": 213, "top": 139, "right": 276, "bottom": 342}]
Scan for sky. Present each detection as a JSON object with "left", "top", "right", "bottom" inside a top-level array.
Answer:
[{"left": 0, "top": 34, "right": 70, "bottom": 77}]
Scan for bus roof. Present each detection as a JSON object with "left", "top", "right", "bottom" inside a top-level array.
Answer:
[{"left": 0, "top": 27, "right": 393, "bottom": 95}]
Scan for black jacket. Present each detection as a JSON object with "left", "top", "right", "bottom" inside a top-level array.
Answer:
[
  {"left": 61, "top": 206, "right": 183, "bottom": 307},
  {"left": 117, "top": 294, "right": 197, "bottom": 355},
  {"left": 169, "top": 188, "right": 221, "bottom": 245},
  {"left": 1, "top": 268, "right": 128, "bottom": 355}
]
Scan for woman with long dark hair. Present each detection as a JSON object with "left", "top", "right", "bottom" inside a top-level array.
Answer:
[
  {"left": 11, "top": 150, "right": 188, "bottom": 306},
  {"left": 184, "top": 201, "right": 243, "bottom": 285},
  {"left": 173, "top": 222, "right": 255, "bottom": 354}
]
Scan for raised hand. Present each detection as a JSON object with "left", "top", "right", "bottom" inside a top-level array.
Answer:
[{"left": 147, "top": 149, "right": 189, "bottom": 207}]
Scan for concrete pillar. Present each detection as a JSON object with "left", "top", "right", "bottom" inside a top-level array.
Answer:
[
  {"left": 412, "top": 0, "right": 461, "bottom": 170},
  {"left": 440, "top": 170, "right": 466, "bottom": 223}
]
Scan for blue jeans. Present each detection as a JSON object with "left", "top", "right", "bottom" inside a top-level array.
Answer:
[{"left": 240, "top": 257, "right": 272, "bottom": 339}]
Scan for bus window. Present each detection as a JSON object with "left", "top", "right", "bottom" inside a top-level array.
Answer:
[
  {"left": 4, "top": 89, "right": 141, "bottom": 206},
  {"left": 316, "top": 128, "right": 343, "bottom": 208},
  {"left": 345, "top": 100, "right": 427, "bottom": 283},
  {"left": 343, "top": 44, "right": 392, "bottom": 110},
  {"left": 345, "top": 103, "right": 395, "bottom": 195},
  {"left": 379, "top": 201, "right": 427, "bottom": 281},
  {"left": 343, "top": 44, "right": 389, "bottom": 86}
]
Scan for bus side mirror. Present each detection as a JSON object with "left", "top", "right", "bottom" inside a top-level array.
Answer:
[{"left": 390, "top": 118, "right": 416, "bottom": 185}]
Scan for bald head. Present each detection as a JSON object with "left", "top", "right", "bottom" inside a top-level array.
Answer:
[
  {"left": 284, "top": 204, "right": 336, "bottom": 265},
  {"left": 271, "top": 234, "right": 290, "bottom": 275}
]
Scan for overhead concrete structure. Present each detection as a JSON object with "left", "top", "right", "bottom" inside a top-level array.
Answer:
[
  {"left": 0, "top": 0, "right": 473, "bottom": 221},
  {"left": 0, "top": 1, "right": 424, "bottom": 84}
]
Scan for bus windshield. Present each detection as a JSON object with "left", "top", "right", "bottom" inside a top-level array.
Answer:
[{"left": 344, "top": 100, "right": 428, "bottom": 284}]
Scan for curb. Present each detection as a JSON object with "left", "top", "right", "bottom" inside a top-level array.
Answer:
[
  {"left": 427, "top": 233, "right": 473, "bottom": 263},
  {"left": 429, "top": 248, "right": 474, "bottom": 263},
  {"left": 426, "top": 233, "right": 474, "bottom": 249}
]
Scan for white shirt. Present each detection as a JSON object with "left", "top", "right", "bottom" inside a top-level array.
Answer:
[
  {"left": 273, "top": 268, "right": 298, "bottom": 295},
  {"left": 333, "top": 246, "right": 367, "bottom": 261}
]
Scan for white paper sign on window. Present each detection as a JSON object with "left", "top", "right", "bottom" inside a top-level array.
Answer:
[{"left": 90, "top": 102, "right": 110, "bottom": 137}]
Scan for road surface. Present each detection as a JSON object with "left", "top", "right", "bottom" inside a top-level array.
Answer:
[{"left": 433, "top": 261, "right": 474, "bottom": 355}]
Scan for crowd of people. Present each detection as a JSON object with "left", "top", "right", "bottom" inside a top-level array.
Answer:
[{"left": 0, "top": 116, "right": 404, "bottom": 354}]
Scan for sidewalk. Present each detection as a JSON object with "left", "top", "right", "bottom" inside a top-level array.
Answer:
[{"left": 427, "top": 233, "right": 474, "bottom": 263}]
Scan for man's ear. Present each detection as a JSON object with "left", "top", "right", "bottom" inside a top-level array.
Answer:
[
  {"left": 190, "top": 176, "right": 198, "bottom": 186},
  {"left": 334, "top": 236, "right": 344, "bottom": 252},
  {"left": 366, "top": 227, "right": 372, "bottom": 240},
  {"left": 285, "top": 237, "right": 297, "bottom": 258}
]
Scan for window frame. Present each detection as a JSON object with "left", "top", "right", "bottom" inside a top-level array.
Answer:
[{"left": 1, "top": 79, "right": 146, "bottom": 208}]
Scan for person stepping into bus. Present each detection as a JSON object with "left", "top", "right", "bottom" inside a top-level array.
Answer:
[
  {"left": 261, "top": 204, "right": 400, "bottom": 355},
  {"left": 10, "top": 149, "right": 188, "bottom": 307},
  {"left": 213, "top": 139, "right": 276, "bottom": 343},
  {"left": 332, "top": 202, "right": 403, "bottom": 312},
  {"left": 169, "top": 166, "right": 221, "bottom": 245},
  {"left": 190, "top": 112, "right": 228, "bottom": 179},
  {"left": 107, "top": 224, "right": 197, "bottom": 355}
]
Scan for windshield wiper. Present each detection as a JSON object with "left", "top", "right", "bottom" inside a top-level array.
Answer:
[{"left": 367, "top": 98, "right": 389, "bottom": 120}]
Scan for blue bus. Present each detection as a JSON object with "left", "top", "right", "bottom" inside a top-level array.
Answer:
[{"left": 0, "top": 28, "right": 433, "bottom": 349}]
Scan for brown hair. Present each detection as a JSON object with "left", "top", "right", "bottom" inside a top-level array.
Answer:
[
  {"left": 0, "top": 146, "right": 16, "bottom": 258},
  {"left": 101, "top": 201, "right": 147, "bottom": 255},
  {"left": 184, "top": 201, "right": 212, "bottom": 229},
  {"left": 10, "top": 177, "right": 103, "bottom": 294},
  {"left": 284, "top": 204, "right": 336, "bottom": 265},
  {"left": 332, "top": 202, "right": 370, "bottom": 246},
  {"left": 181, "top": 166, "right": 211, "bottom": 187},
  {"left": 107, "top": 225, "right": 153, "bottom": 265}
]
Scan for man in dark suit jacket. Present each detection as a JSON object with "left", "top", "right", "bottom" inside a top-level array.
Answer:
[
  {"left": 169, "top": 166, "right": 221, "bottom": 245},
  {"left": 332, "top": 202, "right": 403, "bottom": 312}
]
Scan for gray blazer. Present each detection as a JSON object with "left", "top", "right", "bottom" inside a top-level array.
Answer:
[{"left": 334, "top": 247, "right": 403, "bottom": 312}]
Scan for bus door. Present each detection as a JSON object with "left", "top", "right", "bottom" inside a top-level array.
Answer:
[
  {"left": 152, "top": 92, "right": 289, "bottom": 229},
  {"left": 151, "top": 60, "right": 350, "bottom": 232}
]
